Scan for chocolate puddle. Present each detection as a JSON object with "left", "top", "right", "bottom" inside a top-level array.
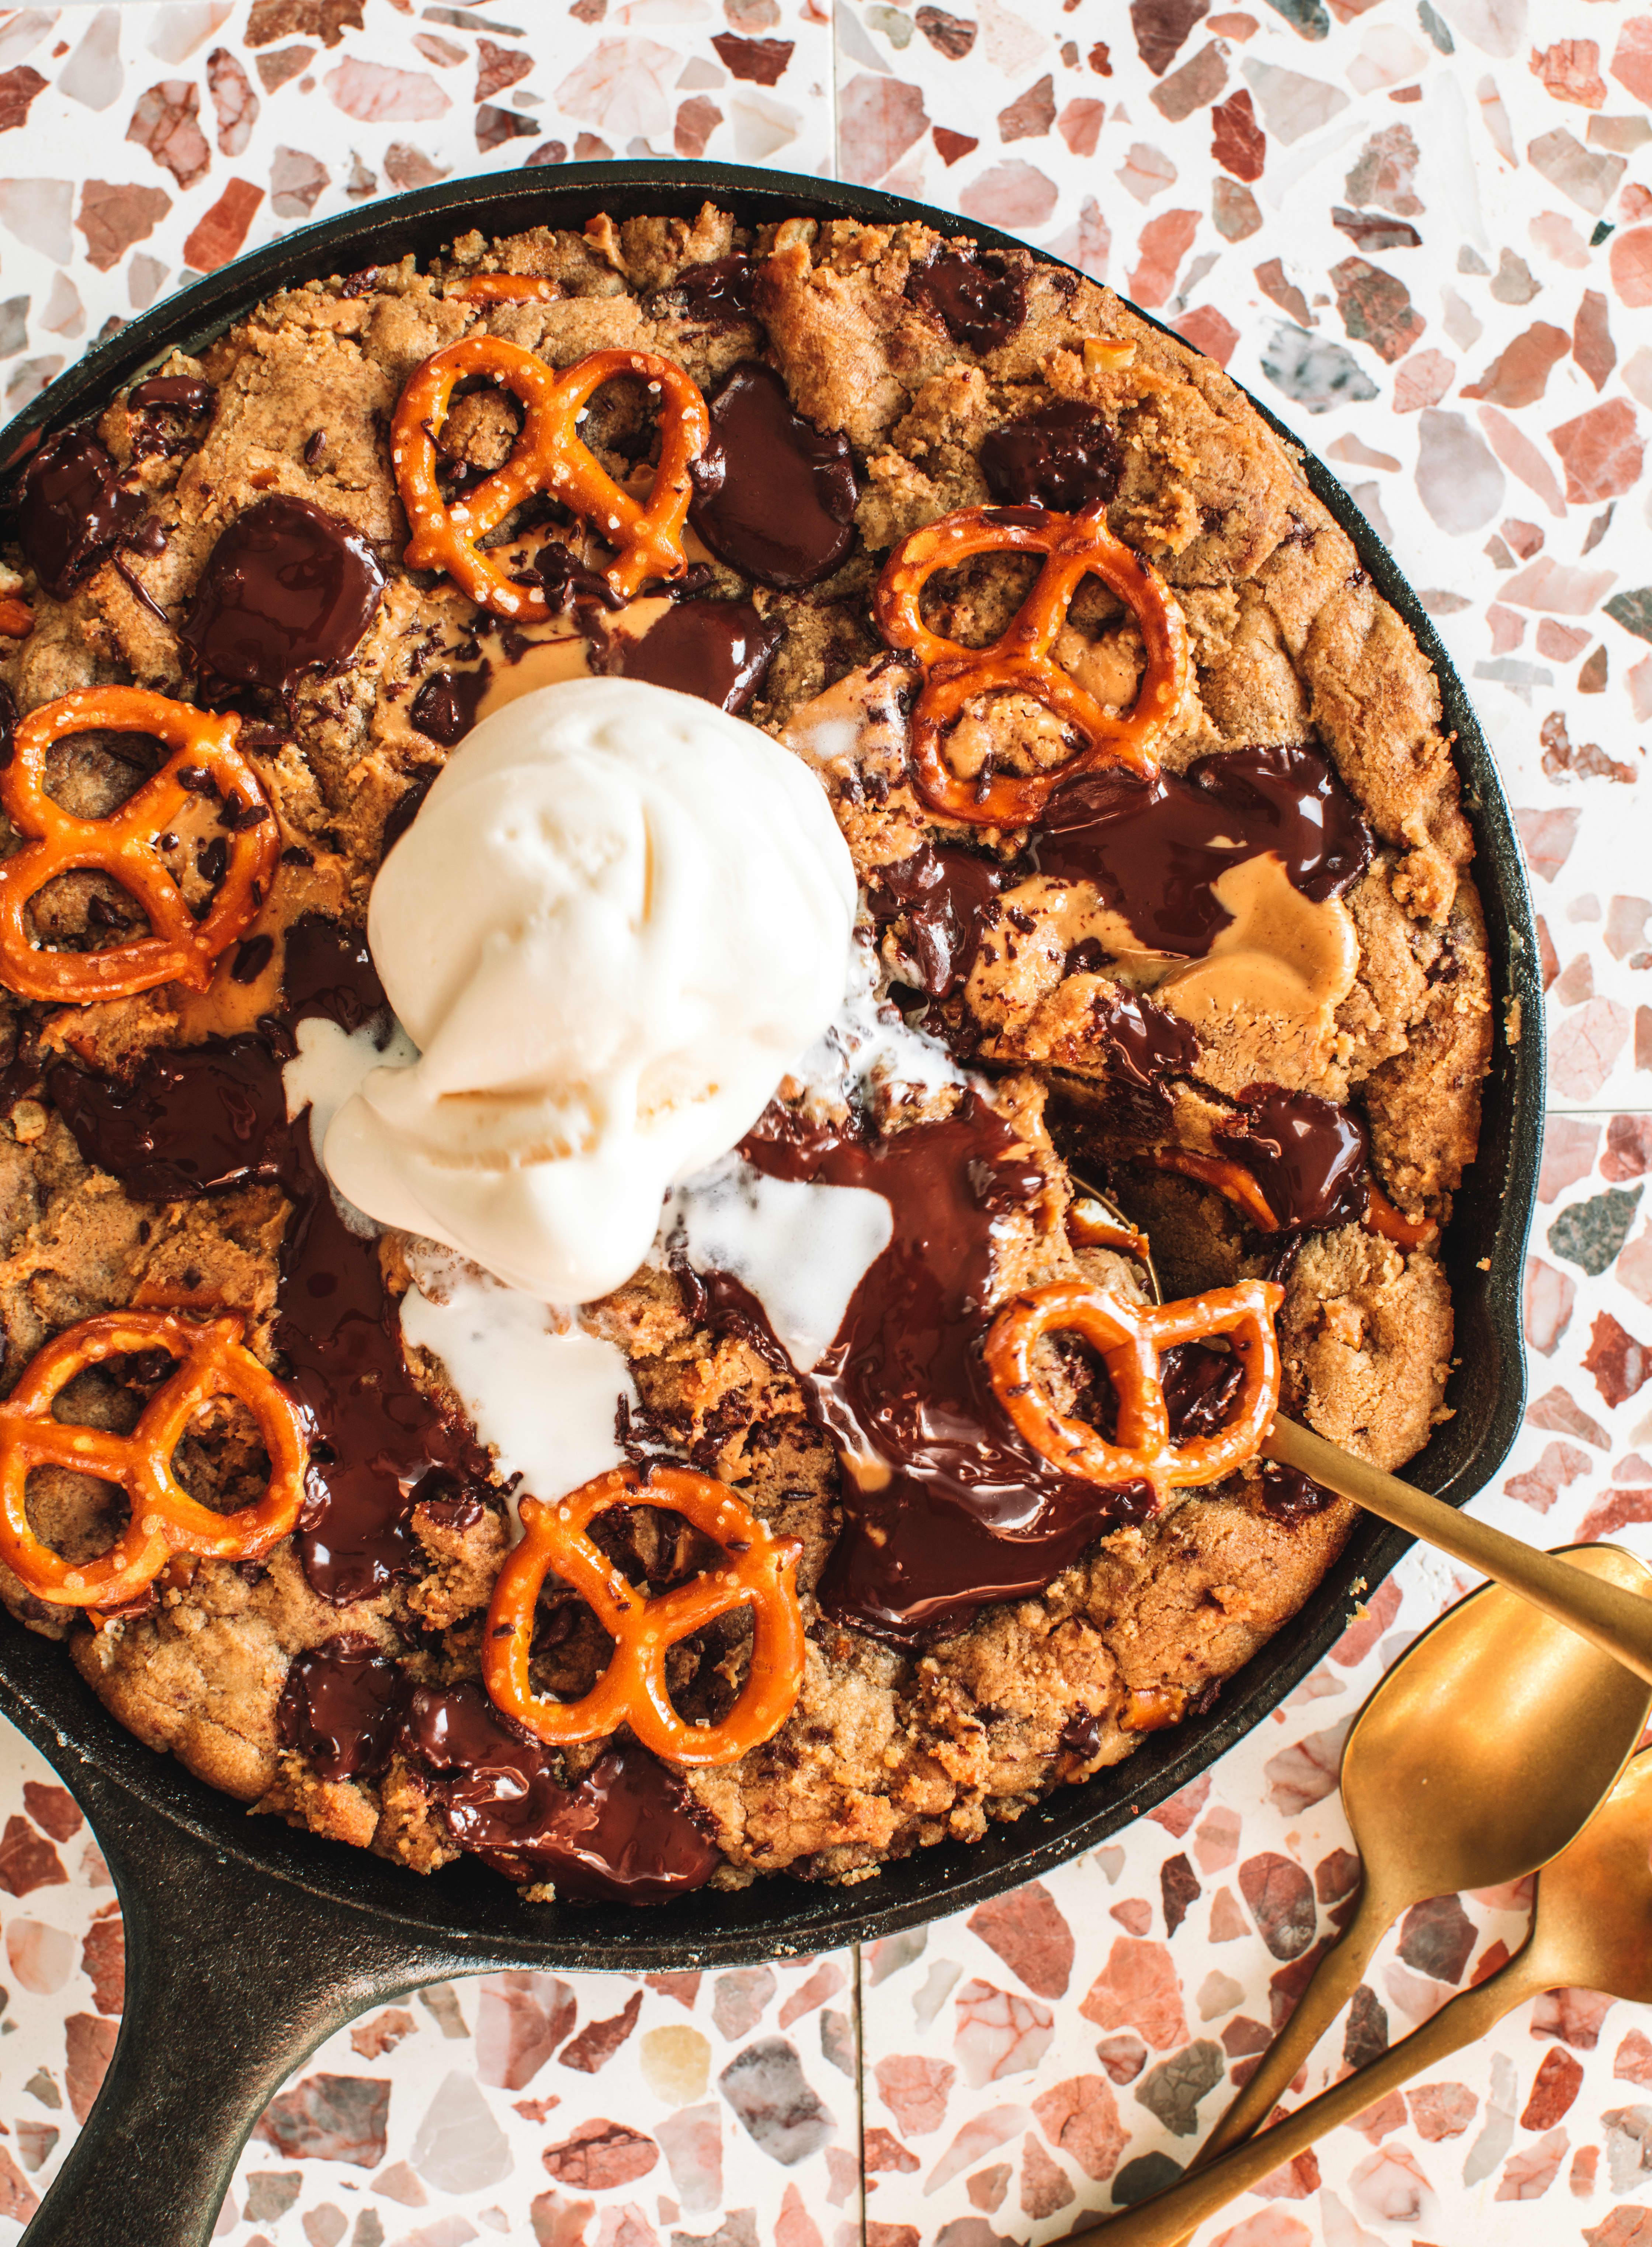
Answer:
[
  {"left": 616, "top": 597, "right": 783, "bottom": 713},
  {"left": 737, "top": 1091, "right": 1155, "bottom": 1644},
  {"left": 401, "top": 1682, "right": 719, "bottom": 1901},
  {"left": 869, "top": 745, "right": 1370, "bottom": 1003},
  {"left": 1213, "top": 1084, "right": 1370, "bottom": 1231},
  {"left": 1030, "top": 743, "right": 1374, "bottom": 953}
]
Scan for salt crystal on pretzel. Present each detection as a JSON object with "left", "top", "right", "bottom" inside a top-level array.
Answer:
[
  {"left": 874, "top": 501, "right": 1189, "bottom": 828},
  {"left": 483, "top": 1463, "right": 805, "bottom": 1768},
  {"left": 0, "top": 686, "right": 278, "bottom": 1005}
]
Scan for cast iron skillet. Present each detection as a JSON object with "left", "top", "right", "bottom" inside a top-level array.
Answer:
[{"left": 0, "top": 162, "right": 1541, "bottom": 2246}]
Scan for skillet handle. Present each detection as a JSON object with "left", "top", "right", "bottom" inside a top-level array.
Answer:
[{"left": 24, "top": 1757, "right": 447, "bottom": 2247}]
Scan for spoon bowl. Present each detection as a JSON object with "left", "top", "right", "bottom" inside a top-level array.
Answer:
[
  {"left": 1197, "top": 1540, "right": 1652, "bottom": 2163},
  {"left": 1088, "top": 1749, "right": 1652, "bottom": 2247}
]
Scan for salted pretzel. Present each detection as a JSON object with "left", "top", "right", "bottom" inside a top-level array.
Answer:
[
  {"left": 392, "top": 339, "right": 710, "bottom": 614},
  {"left": 483, "top": 1464, "right": 805, "bottom": 1768},
  {"left": 986, "top": 1276, "right": 1282, "bottom": 1500},
  {"left": 0, "top": 1310, "right": 309, "bottom": 1609},
  {"left": 874, "top": 503, "right": 1188, "bottom": 827},
  {"left": 0, "top": 686, "right": 278, "bottom": 1005}
]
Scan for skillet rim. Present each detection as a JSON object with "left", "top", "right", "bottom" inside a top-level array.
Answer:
[{"left": 0, "top": 158, "right": 1543, "bottom": 1969}]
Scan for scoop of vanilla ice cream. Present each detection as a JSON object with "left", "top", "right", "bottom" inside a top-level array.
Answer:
[{"left": 322, "top": 676, "right": 856, "bottom": 1302}]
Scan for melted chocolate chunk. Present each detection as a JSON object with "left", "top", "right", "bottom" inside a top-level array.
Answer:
[
  {"left": 400, "top": 1683, "right": 720, "bottom": 1901},
  {"left": 980, "top": 402, "right": 1122, "bottom": 513},
  {"left": 277, "top": 1635, "right": 407, "bottom": 1780},
  {"left": 740, "top": 1093, "right": 1153, "bottom": 1644},
  {"left": 906, "top": 251, "right": 1027, "bottom": 353},
  {"left": 1160, "top": 1342, "right": 1244, "bottom": 1441},
  {"left": 410, "top": 666, "right": 490, "bottom": 747},
  {"left": 180, "top": 495, "right": 386, "bottom": 694},
  {"left": 1090, "top": 987, "right": 1201, "bottom": 1126},
  {"left": 18, "top": 428, "right": 142, "bottom": 601},
  {"left": 689, "top": 364, "right": 858, "bottom": 591},
  {"left": 646, "top": 255, "right": 756, "bottom": 327},
  {"left": 616, "top": 598, "right": 783, "bottom": 714},
  {"left": 127, "top": 375, "right": 214, "bottom": 461},
  {"left": 1259, "top": 1462, "right": 1339, "bottom": 1523},
  {"left": 1212, "top": 1084, "right": 1370, "bottom": 1232},
  {"left": 1032, "top": 744, "right": 1374, "bottom": 956},
  {"left": 865, "top": 844, "right": 1003, "bottom": 999}
]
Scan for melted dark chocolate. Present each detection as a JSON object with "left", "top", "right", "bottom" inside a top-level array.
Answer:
[
  {"left": 689, "top": 363, "right": 858, "bottom": 591},
  {"left": 865, "top": 844, "right": 1003, "bottom": 999},
  {"left": 127, "top": 375, "right": 214, "bottom": 461},
  {"left": 1032, "top": 744, "right": 1374, "bottom": 955},
  {"left": 646, "top": 255, "right": 756, "bottom": 327},
  {"left": 180, "top": 495, "right": 386, "bottom": 694},
  {"left": 410, "top": 666, "right": 490, "bottom": 747},
  {"left": 18, "top": 428, "right": 142, "bottom": 600},
  {"left": 617, "top": 598, "right": 783, "bottom": 714},
  {"left": 740, "top": 1093, "right": 1153, "bottom": 1643},
  {"left": 905, "top": 251, "right": 1027, "bottom": 353},
  {"left": 980, "top": 402, "right": 1122, "bottom": 513},
  {"left": 1160, "top": 1343, "right": 1244, "bottom": 1440},
  {"left": 1089, "top": 987, "right": 1202, "bottom": 1126},
  {"left": 1212, "top": 1085, "right": 1370, "bottom": 1232},
  {"left": 400, "top": 1683, "right": 720, "bottom": 1901},
  {"left": 277, "top": 1634, "right": 407, "bottom": 1780},
  {"left": 49, "top": 1037, "right": 289, "bottom": 1201}
]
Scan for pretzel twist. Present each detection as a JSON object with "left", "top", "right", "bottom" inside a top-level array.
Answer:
[
  {"left": 483, "top": 1465, "right": 805, "bottom": 1768},
  {"left": 0, "top": 687, "right": 278, "bottom": 1004},
  {"left": 0, "top": 1310, "right": 310, "bottom": 1609},
  {"left": 986, "top": 1277, "right": 1282, "bottom": 1500},
  {"left": 874, "top": 503, "right": 1188, "bottom": 827},
  {"left": 391, "top": 339, "right": 709, "bottom": 615}
]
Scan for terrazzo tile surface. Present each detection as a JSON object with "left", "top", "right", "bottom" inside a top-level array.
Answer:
[{"left": 0, "top": 0, "right": 1649, "bottom": 2239}]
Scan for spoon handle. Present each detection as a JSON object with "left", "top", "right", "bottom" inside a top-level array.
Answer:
[
  {"left": 1267, "top": 1416, "right": 1652, "bottom": 1690},
  {"left": 1192, "top": 1878, "right": 1392, "bottom": 2167},
  {"left": 1086, "top": 1953, "right": 1544, "bottom": 2246}
]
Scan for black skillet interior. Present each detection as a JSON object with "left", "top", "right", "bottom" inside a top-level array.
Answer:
[{"left": 0, "top": 160, "right": 1543, "bottom": 1972}]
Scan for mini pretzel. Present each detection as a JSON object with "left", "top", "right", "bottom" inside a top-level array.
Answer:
[
  {"left": 392, "top": 339, "right": 710, "bottom": 613},
  {"left": 874, "top": 503, "right": 1188, "bottom": 827},
  {"left": 0, "top": 1310, "right": 309, "bottom": 1609},
  {"left": 986, "top": 1276, "right": 1282, "bottom": 1500},
  {"left": 0, "top": 686, "right": 278, "bottom": 1004},
  {"left": 483, "top": 1464, "right": 805, "bottom": 1768}
]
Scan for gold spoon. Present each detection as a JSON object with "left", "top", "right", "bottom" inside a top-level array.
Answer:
[
  {"left": 1082, "top": 1748, "right": 1652, "bottom": 2247},
  {"left": 1193, "top": 1542, "right": 1652, "bottom": 2175},
  {"left": 1070, "top": 1185, "right": 1652, "bottom": 1689}
]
